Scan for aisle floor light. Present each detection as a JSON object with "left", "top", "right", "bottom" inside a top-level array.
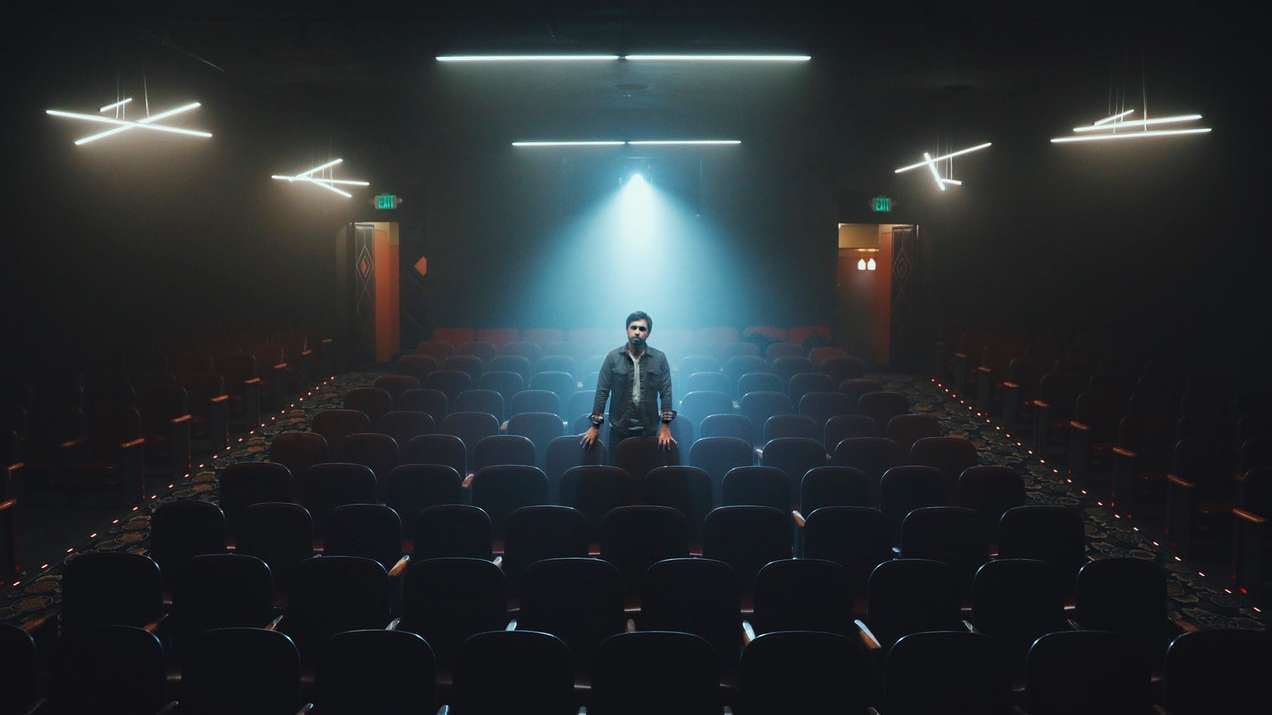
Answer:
[
  {"left": 1051, "top": 108, "right": 1211, "bottom": 143},
  {"left": 894, "top": 142, "right": 991, "bottom": 190},
  {"left": 46, "top": 99, "right": 211, "bottom": 145},
  {"left": 271, "top": 158, "right": 370, "bottom": 198}
]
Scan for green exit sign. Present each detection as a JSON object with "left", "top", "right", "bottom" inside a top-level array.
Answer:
[
  {"left": 375, "top": 194, "right": 399, "bottom": 210},
  {"left": 872, "top": 195, "right": 892, "bottom": 212}
]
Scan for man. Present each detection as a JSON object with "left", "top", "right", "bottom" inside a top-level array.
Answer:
[{"left": 580, "top": 311, "right": 677, "bottom": 457}]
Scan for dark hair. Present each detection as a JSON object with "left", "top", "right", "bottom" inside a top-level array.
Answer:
[{"left": 625, "top": 311, "right": 652, "bottom": 332}]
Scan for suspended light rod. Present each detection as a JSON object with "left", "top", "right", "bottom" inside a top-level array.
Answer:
[
  {"left": 1073, "top": 114, "right": 1203, "bottom": 133},
  {"left": 76, "top": 102, "right": 203, "bottom": 145},
  {"left": 99, "top": 98, "right": 132, "bottom": 112},
  {"left": 895, "top": 142, "right": 992, "bottom": 173},
  {"left": 437, "top": 54, "right": 809, "bottom": 62},
  {"left": 437, "top": 55, "right": 620, "bottom": 62},
  {"left": 512, "top": 139, "right": 741, "bottom": 147},
  {"left": 1051, "top": 127, "right": 1212, "bottom": 143},
  {"left": 46, "top": 109, "right": 212, "bottom": 140},
  {"left": 624, "top": 54, "right": 810, "bottom": 61},
  {"left": 1093, "top": 108, "right": 1136, "bottom": 126}
]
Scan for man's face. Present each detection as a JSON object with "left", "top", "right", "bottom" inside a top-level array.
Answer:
[{"left": 627, "top": 320, "right": 650, "bottom": 346}]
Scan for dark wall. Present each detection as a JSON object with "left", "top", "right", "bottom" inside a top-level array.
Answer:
[{"left": 2, "top": 15, "right": 1266, "bottom": 381}]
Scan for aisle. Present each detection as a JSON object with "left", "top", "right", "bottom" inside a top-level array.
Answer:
[{"left": 887, "top": 374, "right": 1265, "bottom": 631}]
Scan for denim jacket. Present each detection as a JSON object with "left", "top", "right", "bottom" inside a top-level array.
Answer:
[{"left": 590, "top": 345, "right": 675, "bottom": 432}]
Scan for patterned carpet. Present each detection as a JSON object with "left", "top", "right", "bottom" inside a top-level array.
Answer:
[{"left": 2, "top": 372, "right": 1265, "bottom": 632}]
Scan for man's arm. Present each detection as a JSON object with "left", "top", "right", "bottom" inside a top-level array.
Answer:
[
  {"left": 658, "top": 353, "right": 675, "bottom": 424},
  {"left": 591, "top": 353, "right": 612, "bottom": 422}
]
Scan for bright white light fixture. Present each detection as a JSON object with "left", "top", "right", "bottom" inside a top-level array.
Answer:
[
  {"left": 1052, "top": 108, "right": 1211, "bottom": 144},
  {"left": 866, "top": 258, "right": 877, "bottom": 271},
  {"left": 895, "top": 142, "right": 991, "bottom": 191},
  {"left": 624, "top": 54, "right": 811, "bottom": 62},
  {"left": 1073, "top": 113, "right": 1203, "bottom": 133},
  {"left": 512, "top": 139, "right": 741, "bottom": 147},
  {"left": 857, "top": 258, "right": 867, "bottom": 271},
  {"left": 511, "top": 141, "right": 625, "bottom": 147},
  {"left": 271, "top": 158, "right": 369, "bottom": 199},
  {"left": 46, "top": 104, "right": 212, "bottom": 145},
  {"left": 75, "top": 102, "right": 203, "bottom": 145},
  {"left": 98, "top": 98, "right": 132, "bottom": 112},
  {"left": 437, "top": 55, "right": 619, "bottom": 62}
]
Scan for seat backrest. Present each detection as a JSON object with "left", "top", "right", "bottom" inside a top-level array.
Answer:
[
  {"left": 454, "top": 631, "right": 575, "bottom": 715},
  {"left": 739, "top": 631, "right": 870, "bottom": 715},
  {"left": 1027, "top": 631, "right": 1152, "bottom": 715},
  {"left": 866, "top": 559, "right": 961, "bottom": 650},
  {"left": 998, "top": 506, "right": 1087, "bottom": 587},
  {"left": 884, "top": 631, "right": 1003, "bottom": 715},
  {"left": 802, "top": 506, "right": 891, "bottom": 602},
  {"left": 763, "top": 414, "right": 820, "bottom": 443},
  {"left": 373, "top": 410, "right": 436, "bottom": 449},
  {"left": 800, "top": 466, "right": 871, "bottom": 512},
  {"left": 455, "top": 389, "right": 505, "bottom": 421},
  {"left": 701, "top": 505, "right": 792, "bottom": 597},
  {"left": 592, "top": 633, "right": 720, "bottom": 715},
  {"left": 235, "top": 502, "right": 313, "bottom": 591},
  {"left": 62, "top": 552, "right": 163, "bottom": 633},
  {"left": 1166, "top": 630, "right": 1272, "bottom": 715},
  {"left": 679, "top": 390, "right": 734, "bottom": 430},
  {"left": 753, "top": 558, "right": 851, "bottom": 635},
  {"left": 699, "top": 413, "right": 756, "bottom": 447},
  {"left": 324, "top": 504, "right": 403, "bottom": 571},
  {"left": 721, "top": 466, "right": 790, "bottom": 511},
  {"left": 640, "top": 558, "right": 741, "bottom": 671},
  {"left": 404, "top": 433, "right": 467, "bottom": 476},
  {"left": 311, "top": 409, "right": 372, "bottom": 454},
  {"left": 509, "top": 389, "right": 561, "bottom": 417},
  {"left": 600, "top": 505, "right": 690, "bottom": 592},
  {"left": 298, "top": 462, "right": 377, "bottom": 534},
  {"left": 472, "top": 434, "right": 536, "bottom": 471},
  {"left": 286, "top": 556, "right": 389, "bottom": 656},
  {"left": 179, "top": 554, "right": 275, "bottom": 635},
  {"left": 560, "top": 465, "right": 636, "bottom": 536},
  {"left": 342, "top": 388, "right": 393, "bottom": 422},
  {"left": 413, "top": 504, "right": 493, "bottom": 560},
  {"left": 398, "top": 388, "right": 449, "bottom": 424},
  {"left": 519, "top": 558, "right": 626, "bottom": 669},
  {"left": 760, "top": 437, "right": 829, "bottom": 507},
  {"left": 506, "top": 412, "right": 566, "bottom": 466},
  {"left": 150, "top": 499, "right": 226, "bottom": 589},
  {"left": 399, "top": 557, "right": 507, "bottom": 667},
  {"left": 51, "top": 625, "right": 166, "bottom": 715},
  {"left": 470, "top": 465, "right": 549, "bottom": 537},
  {"left": 268, "top": 431, "right": 328, "bottom": 476},
  {"left": 885, "top": 413, "right": 944, "bottom": 452},
  {"left": 615, "top": 435, "right": 681, "bottom": 480},
  {"left": 384, "top": 464, "right": 463, "bottom": 526},
  {"left": 185, "top": 627, "right": 300, "bottom": 714},
  {"left": 971, "top": 558, "right": 1068, "bottom": 663},
  {"left": 502, "top": 505, "right": 590, "bottom": 589},
  {"left": 318, "top": 630, "right": 436, "bottom": 715}
]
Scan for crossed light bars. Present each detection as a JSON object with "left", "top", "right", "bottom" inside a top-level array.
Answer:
[
  {"left": 1051, "top": 108, "right": 1211, "bottom": 143},
  {"left": 512, "top": 139, "right": 741, "bottom": 147},
  {"left": 894, "top": 142, "right": 992, "bottom": 192},
  {"left": 271, "top": 159, "right": 369, "bottom": 198},
  {"left": 46, "top": 98, "right": 211, "bottom": 146},
  {"left": 437, "top": 54, "right": 809, "bottom": 62}
]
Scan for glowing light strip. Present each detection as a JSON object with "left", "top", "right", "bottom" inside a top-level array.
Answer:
[
  {"left": 270, "top": 175, "right": 370, "bottom": 186},
  {"left": 512, "top": 139, "right": 741, "bottom": 147},
  {"left": 437, "top": 55, "right": 619, "bottom": 62},
  {"left": 294, "top": 158, "right": 343, "bottom": 177},
  {"left": 99, "top": 98, "right": 132, "bottom": 112},
  {"left": 895, "top": 142, "right": 992, "bottom": 173},
  {"left": 624, "top": 54, "right": 811, "bottom": 61},
  {"left": 512, "top": 141, "right": 625, "bottom": 147},
  {"left": 303, "top": 178, "right": 352, "bottom": 198},
  {"left": 1051, "top": 127, "right": 1212, "bottom": 143},
  {"left": 1073, "top": 114, "right": 1203, "bottom": 133},
  {"left": 75, "top": 102, "right": 202, "bottom": 145},
  {"left": 46, "top": 109, "right": 212, "bottom": 139},
  {"left": 271, "top": 158, "right": 367, "bottom": 198},
  {"left": 940, "top": 178, "right": 963, "bottom": 186},
  {"left": 923, "top": 153, "right": 946, "bottom": 191},
  {"left": 1093, "top": 108, "right": 1136, "bottom": 126},
  {"left": 627, "top": 139, "right": 741, "bottom": 145}
]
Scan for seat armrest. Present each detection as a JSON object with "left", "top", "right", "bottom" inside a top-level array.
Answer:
[
  {"left": 1069, "top": 420, "right": 1090, "bottom": 432},
  {"left": 1001, "top": 380, "right": 1020, "bottom": 389},
  {"left": 625, "top": 618, "right": 637, "bottom": 633},
  {"left": 386, "top": 618, "right": 400, "bottom": 631},
  {"left": 505, "top": 618, "right": 518, "bottom": 631},
  {"left": 1030, "top": 399, "right": 1049, "bottom": 409},
  {"left": 462, "top": 474, "right": 475, "bottom": 488},
  {"left": 1113, "top": 446, "right": 1137, "bottom": 459},
  {"left": 170, "top": 414, "right": 193, "bottom": 425},
  {"left": 492, "top": 555, "right": 503, "bottom": 568},
  {"left": 742, "top": 620, "right": 756, "bottom": 646},
  {"left": 791, "top": 510, "right": 805, "bottom": 528},
  {"left": 854, "top": 619, "right": 882, "bottom": 651},
  {"left": 1233, "top": 507, "right": 1267, "bottom": 524},
  {"left": 296, "top": 704, "right": 314, "bottom": 715},
  {"left": 388, "top": 555, "right": 410, "bottom": 578}
]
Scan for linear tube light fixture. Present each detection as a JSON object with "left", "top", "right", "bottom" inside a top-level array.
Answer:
[
  {"left": 75, "top": 102, "right": 203, "bottom": 145},
  {"left": 895, "top": 142, "right": 993, "bottom": 173},
  {"left": 1053, "top": 108, "right": 1210, "bottom": 143},
  {"left": 437, "top": 55, "right": 619, "bottom": 62},
  {"left": 1073, "top": 114, "right": 1203, "bottom": 133},
  {"left": 624, "top": 54, "right": 811, "bottom": 61},
  {"left": 99, "top": 98, "right": 132, "bottom": 112},
  {"left": 1093, "top": 108, "right": 1137, "bottom": 126},
  {"left": 46, "top": 108, "right": 212, "bottom": 141},
  {"left": 512, "top": 139, "right": 741, "bottom": 147},
  {"left": 1051, "top": 127, "right": 1212, "bottom": 143},
  {"left": 271, "top": 159, "right": 369, "bottom": 199},
  {"left": 924, "top": 152, "right": 946, "bottom": 192}
]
